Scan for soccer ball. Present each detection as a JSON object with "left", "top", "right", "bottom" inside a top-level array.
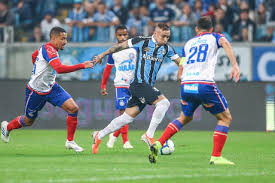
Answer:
[{"left": 160, "top": 139, "right": 175, "bottom": 155}]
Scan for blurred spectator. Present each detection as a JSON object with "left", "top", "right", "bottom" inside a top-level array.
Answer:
[
  {"left": 257, "top": 24, "right": 274, "bottom": 42},
  {"left": 65, "top": 0, "right": 87, "bottom": 42},
  {"left": 41, "top": 11, "right": 61, "bottom": 41},
  {"left": 256, "top": 3, "right": 270, "bottom": 25},
  {"left": 0, "top": 0, "right": 14, "bottom": 42},
  {"left": 127, "top": 0, "right": 150, "bottom": 11},
  {"left": 167, "top": 0, "right": 185, "bottom": 20},
  {"left": 216, "top": 0, "right": 234, "bottom": 24},
  {"left": 215, "top": 23, "right": 231, "bottom": 42},
  {"left": 13, "top": 0, "right": 33, "bottom": 29},
  {"left": 89, "top": 2, "right": 120, "bottom": 42},
  {"left": 213, "top": 8, "right": 229, "bottom": 33},
  {"left": 270, "top": 5, "right": 275, "bottom": 21},
  {"left": 0, "top": 0, "right": 15, "bottom": 28},
  {"left": 149, "top": 0, "right": 175, "bottom": 27},
  {"left": 83, "top": 1, "right": 96, "bottom": 41},
  {"left": 193, "top": 0, "right": 204, "bottom": 20},
  {"left": 203, "top": 3, "right": 215, "bottom": 19},
  {"left": 240, "top": 27, "right": 249, "bottom": 42},
  {"left": 126, "top": 7, "right": 147, "bottom": 36},
  {"left": 239, "top": 1, "right": 254, "bottom": 20},
  {"left": 231, "top": 8, "right": 256, "bottom": 41},
  {"left": 111, "top": 0, "right": 128, "bottom": 25},
  {"left": 173, "top": 4, "right": 196, "bottom": 42},
  {"left": 28, "top": 25, "right": 45, "bottom": 42},
  {"left": 35, "top": 0, "right": 57, "bottom": 22}
]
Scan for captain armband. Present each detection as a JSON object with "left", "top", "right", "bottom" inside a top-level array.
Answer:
[{"left": 179, "top": 57, "right": 185, "bottom": 65}]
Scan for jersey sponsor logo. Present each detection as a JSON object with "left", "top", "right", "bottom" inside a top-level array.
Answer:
[
  {"left": 186, "top": 72, "right": 200, "bottom": 76},
  {"left": 142, "top": 54, "right": 163, "bottom": 62},
  {"left": 184, "top": 84, "right": 199, "bottom": 93},
  {"left": 118, "top": 55, "right": 135, "bottom": 72}
]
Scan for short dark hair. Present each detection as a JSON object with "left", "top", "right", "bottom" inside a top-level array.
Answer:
[
  {"left": 115, "top": 25, "right": 127, "bottom": 32},
  {"left": 197, "top": 16, "right": 212, "bottom": 31},
  {"left": 50, "top": 27, "right": 66, "bottom": 38},
  {"left": 156, "top": 23, "right": 170, "bottom": 31}
]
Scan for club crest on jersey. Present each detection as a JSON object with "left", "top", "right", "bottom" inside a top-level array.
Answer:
[
  {"left": 119, "top": 100, "right": 125, "bottom": 106},
  {"left": 144, "top": 47, "right": 150, "bottom": 52}
]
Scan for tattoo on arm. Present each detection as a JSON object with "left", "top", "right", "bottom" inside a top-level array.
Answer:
[{"left": 102, "top": 42, "right": 129, "bottom": 57}]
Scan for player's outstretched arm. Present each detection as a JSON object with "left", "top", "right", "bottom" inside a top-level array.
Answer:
[
  {"left": 219, "top": 37, "right": 240, "bottom": 82},
  {"left": 93, "top": 41, "right": 129, "bottom": 65},
  {"left": 50, "top": 59, "right": 94, "bottom": 74}
]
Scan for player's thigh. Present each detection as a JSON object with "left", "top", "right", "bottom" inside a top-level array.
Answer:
[
  {"left": 115, "top": 88, "right": 130, "bottom": 111},
  {"left": 180, "top": 85, "right": 201, "bottom": 117},
  {"left": 129, "top": 82, "right": 162, "bottom": 105},
  {"left": 201, "top": 84, "right": 228, "bottom": 115},
  {"left": 126, "top": 95, "right": 145, "bottom": 115},
  {"left": 46, "top": 83, "right": 73, "bottom": 112},
  {"left": 24, "top": 87, "right": 46, "bottom": 120},
  {"left": 124, "top": 106, "right": 140, "bottom": 118}
]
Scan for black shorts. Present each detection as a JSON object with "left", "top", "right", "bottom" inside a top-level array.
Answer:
[{"left": 127, "top": 82, "right": 162, "bottom": 112}]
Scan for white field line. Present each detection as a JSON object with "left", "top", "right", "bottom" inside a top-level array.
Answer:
[{"left": 7, "top": 171, "right": 275, "bottom": 183}]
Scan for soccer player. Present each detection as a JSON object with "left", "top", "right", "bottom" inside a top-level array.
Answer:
[
  {"left": 101, "top": 25, "right": 135, "bottom": 149},
  {"left": 92, "top": 23, "right": 181, "bottom": 154},
  {"left": 149, "top": 16, "right": 240, "bottom": 165},
  {"left": 1, "top": 27, "right": 94, "bottom": 152}
]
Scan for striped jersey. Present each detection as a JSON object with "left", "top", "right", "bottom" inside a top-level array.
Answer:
[
  {"left": 127, "top": 36, "right": 179, "bottom": 86},
  {"left": 28, "top": 43, "right": 59, "bottom": 94},
  {"left": 107, "top": 48, "right": 138, "bottom": 87},
  {"left": 181, "top": 32, "right": 224, "bottom": 84}
]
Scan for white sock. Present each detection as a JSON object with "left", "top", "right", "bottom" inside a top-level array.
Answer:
[
  {"left": 98, "top": 113, "right": 134, "bottom": 139},
  {"left": 146, "top": 99, "right": 170, "bottom": 138}
]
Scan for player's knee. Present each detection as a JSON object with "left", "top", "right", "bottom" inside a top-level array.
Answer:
[
  {"left": 121, "top": 112, "right": 134, "bottom": 124},
  {"left": 68, "top": 105, "right": 79, "bottom": 114},
  {"left": 157, "top": 98, "right": 170, "bottom": 110}
]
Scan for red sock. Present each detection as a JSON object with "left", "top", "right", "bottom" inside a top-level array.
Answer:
[
  {"left": 7, "top": 116, "right": 23, "bottom": 131},
  {"left": 120, "top": 124, "right": 129, "bottom": 144},
  {"left": 113, "top": 129, "right": 120, "bottom": 137},
  {"left": 212, "top": 131, "right": 228, "bottom": 157},
  {"left": 67, "top": 115, "right": 78, "bottom": 141},
  {"left": 158, "top": 121, "right": 181, "bottom": 146}
]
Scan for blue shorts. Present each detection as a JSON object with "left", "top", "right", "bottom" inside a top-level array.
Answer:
[
  {"left": 25, "top": 83, "right": 72, "bottom": 119},
  {"left": 115, "top": 87, "right": 131, "bottom": 110},
  {"left": 180, "top": 83, "right": 228, "bottom": 117}
]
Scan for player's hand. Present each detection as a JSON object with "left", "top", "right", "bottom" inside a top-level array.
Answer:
[
  {"left": 93, "top": 54, "right": 103, "bottom": 65},
  {"left": 230, "top": 64, "right": 240, "bottom": 83},
  {"left": 101, "top": 88, "right": 108, "bottom": 96},
  {"left": 83, "top": 61, "right": 95, "bottom": 69}
]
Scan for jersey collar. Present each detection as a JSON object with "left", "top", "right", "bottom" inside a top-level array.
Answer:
[
  {"left": 152, "top": 36, "right": 157, "bottom": 43},
  {"left": 196, "top": 32, "right": 212, "bottom": 37}
]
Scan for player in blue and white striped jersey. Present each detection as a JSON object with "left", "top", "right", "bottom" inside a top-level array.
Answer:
[{"left": 92, "top": 23, "right": 181, "bottom": 154}]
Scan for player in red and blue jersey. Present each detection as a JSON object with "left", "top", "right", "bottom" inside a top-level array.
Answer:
[
  {"left": 101, "top": 25, "right": 136, "bottom": 149},
  {"left": 149, "top": 16, "right": 240, "bottom": 165},
  {"left": 1, "top": 27, "right": 94, "bottom": 152}
]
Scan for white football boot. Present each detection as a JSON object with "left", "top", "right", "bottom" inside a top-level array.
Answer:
[
  {"left": 106, "top": 133, "right": 117, "bottom": 148},
  {"left": 1, "top": 121, "right": 10, "bottom": 143},
  {"left": 65, "top": 140, "right": 84, "bottom": 153},
  {"left": 123, "top": 141, "right": 134, "bottom": 149}
]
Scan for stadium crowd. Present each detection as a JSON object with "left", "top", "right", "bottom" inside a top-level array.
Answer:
[{"left": 0, "top": 0, "right": 275, "bottom": 43}]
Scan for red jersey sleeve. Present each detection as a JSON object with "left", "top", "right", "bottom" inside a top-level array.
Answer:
[
  {"left": 50, "top": 59, "right": 85, "bottom": 74},
  {"left": 32, "top": 49, "right": 39, "bottom": 64},
  {"left": 101, "top": 64, "right": 114, "bottom": 89}
]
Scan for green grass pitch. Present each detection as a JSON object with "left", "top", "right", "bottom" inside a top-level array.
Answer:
[{"left": 1, "top": 130, "right": 275, "bottom": 183}]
